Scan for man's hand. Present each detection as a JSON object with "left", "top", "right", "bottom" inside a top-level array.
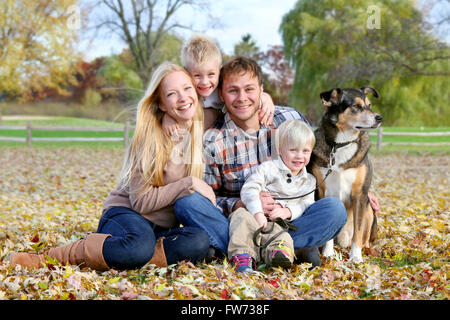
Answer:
[
  {"left": 368, "top": 192, "right": 380, "bottom": 215},
  {"left": 260, "top": 192, "right": 275, "bottom": 214},
  {"left": 267, "top": 207, "right": 292, "bottom": 221}
]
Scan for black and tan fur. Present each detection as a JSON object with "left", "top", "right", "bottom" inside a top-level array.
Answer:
[{"left": 309, "top": 86, "right": 382, "bottom": 262}]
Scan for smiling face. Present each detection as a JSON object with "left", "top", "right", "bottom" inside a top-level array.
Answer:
[
  {"left": 159, "top": 71, "right": 198, "bottom": 128},
  {"left": 279, "top": 141, "right": 313, "bottom": 176},
  {"left": 219, "top": 71, "right": 263, "bottom": 131},
  {"left": 187, "top": 60, "right": 221, "bottom": 98}
]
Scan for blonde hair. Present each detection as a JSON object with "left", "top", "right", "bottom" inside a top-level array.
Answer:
[
  {"left": 277, "top": 120, "right": 315, "bottom": 150},
  {"left": 181, "top": 34, "right": 222, "bottom": 69},
  {"left": 120, "top": 62, "right": 204, "bottom": 193}
]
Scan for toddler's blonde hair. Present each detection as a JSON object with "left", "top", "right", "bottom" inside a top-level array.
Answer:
[
  {"left": 181, "top": 34, "right": 222, "bottom": 69},
  {"left": 277, "top": 120, "right": 315, "bottom": 150}
]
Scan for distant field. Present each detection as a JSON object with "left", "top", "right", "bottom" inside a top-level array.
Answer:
[{"left": 0, "top": 116, "right": 449, "bottom": 153}]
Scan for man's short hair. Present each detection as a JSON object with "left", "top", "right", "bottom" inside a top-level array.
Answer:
[
  {"left": 218, "top": 56, "right": 263, "bottom": 89},
  {"left": 181, "top": 34, "right": 222, "bottom": 69}
]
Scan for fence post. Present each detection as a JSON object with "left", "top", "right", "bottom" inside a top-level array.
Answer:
[
  {"left": 124, "top": 121, "right": 130, "bottom": 149},
  {"left": 377, "top": 127, "right": 382, "bottom": 151},
  {"left": 26, "top": 121, "right": 32, "bottom": 148}
]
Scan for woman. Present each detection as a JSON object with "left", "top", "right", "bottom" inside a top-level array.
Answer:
[{"left": 11, "top": 63, "right": 217, "bottom": 270}]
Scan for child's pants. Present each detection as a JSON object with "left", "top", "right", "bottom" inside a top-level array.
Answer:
[{"left": 227, "top": 208, "right": 294, "bottom": 265}]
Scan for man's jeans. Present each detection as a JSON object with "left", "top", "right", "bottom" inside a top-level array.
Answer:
[
  {"left": 174, "top": 192, "right": 347, "bottom": 255},
  {"left": 97, "top": 206, "right": 210, "bottom": 269}
]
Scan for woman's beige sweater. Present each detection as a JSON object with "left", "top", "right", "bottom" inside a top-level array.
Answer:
[{"left": 102, "top": 156, "right": 196, "bottom": 229}]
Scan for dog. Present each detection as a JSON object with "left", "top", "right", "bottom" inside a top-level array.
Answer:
[{"left": 309, "top": 86, "right": 382, "bottom": 263}]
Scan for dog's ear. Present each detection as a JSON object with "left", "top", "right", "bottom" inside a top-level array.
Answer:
[
  {"left": 320, "top": 88, "right": 342, "bottom": 106},
  {"left": 360, "top": 86, "right": 379, "bottom": 98}
]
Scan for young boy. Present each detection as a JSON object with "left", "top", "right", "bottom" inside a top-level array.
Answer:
[
  {"left": 228, "top": 120, "right": 317, "bottom": 272},
  {"left": 162, "top": 34, "right": 275, "bottom": 134}
]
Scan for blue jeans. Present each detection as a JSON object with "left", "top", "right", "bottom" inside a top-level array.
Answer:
[
  {"left": 96, "top": 206, "right": 210, "bottom": 270},
  {"left": 174, "top": 193, "right": 347, "bottom": 254},
  {"left": 288, "top": 197, "right": 347, "bottom": 248},
  {"left": 174, "top": 193, "right": 230, "bottom": 254}
]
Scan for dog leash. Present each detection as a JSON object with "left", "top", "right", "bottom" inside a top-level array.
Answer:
[{"left": 253, "top": 217, "right": 298, "bottom": 250}]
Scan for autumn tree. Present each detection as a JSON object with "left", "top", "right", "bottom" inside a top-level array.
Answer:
[
  {"left": 93, "top": 0, "right": 211, "bottom": 86},
  {"left": 73, "top": 58, "right": 105, "bottom": 102},
  {"left": 256, "top": 45, "right": 294, "bottom": 106},
  {"left": 0, "top": 0, "right": 81, "bottom": 101},
  {"left": 280, "top": 0, "right": 450, "bottom": 125}
]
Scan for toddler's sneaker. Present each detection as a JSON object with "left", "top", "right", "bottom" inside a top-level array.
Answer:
[
  {"left": 270, "top": 242, "right": 294, "bottom": 268},
  {"left": 230, "top": 253, "right": 256, "bottom": 273}
]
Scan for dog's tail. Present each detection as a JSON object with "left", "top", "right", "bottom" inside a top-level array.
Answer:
[{"left": 369, "top": 211, "right": 378, "bottom": 244}]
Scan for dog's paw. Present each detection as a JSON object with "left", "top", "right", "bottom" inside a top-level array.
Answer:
[
  {"left": 348, "top": 244, "right": 363, "bottom": 263},
  {"left": 322, "top": 241, "right": 335, "bottom": 258}
]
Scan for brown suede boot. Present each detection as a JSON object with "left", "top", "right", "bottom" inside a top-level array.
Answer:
[
  {"left": 147, "top": 237, "right": 168, "bottom": 267},
  {"left": 10, "top": 233, "right": 111, "bottom": 271}
]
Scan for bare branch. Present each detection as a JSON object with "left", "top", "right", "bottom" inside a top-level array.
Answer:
[{"left": 92, "top": 0, "right": 214, "bottom": 84}]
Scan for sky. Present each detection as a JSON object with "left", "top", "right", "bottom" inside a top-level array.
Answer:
[
  {"left": 78, "top": 0, "right": 297, "bottom": 61},
  {"left": 78, "top": 0, "right": 449, "bottom": 61}
]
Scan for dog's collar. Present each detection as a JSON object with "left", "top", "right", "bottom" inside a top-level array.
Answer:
[
  {"left": 327, "top": 131, "right": 362, "bottom": 150},
  {"left": 325, "top": 132, "right": 362, "bottom": 169}
]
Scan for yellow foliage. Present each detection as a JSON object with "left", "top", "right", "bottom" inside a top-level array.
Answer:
[
  {"left": 0, "top": 149, "right": 448, "bottom": 300},
  {"left": 0, "top": 0, "right": 80, "bottom": 101}
]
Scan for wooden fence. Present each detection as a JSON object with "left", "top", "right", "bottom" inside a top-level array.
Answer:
[
  {"left": 0, "top": 123, "right": 449, "bottom": 150},
  {"left": 369, "top": 128, "right": 450, "bottom": 151},
  {"left": 0, "top": 121, "right": 133, "bottom": 149}
]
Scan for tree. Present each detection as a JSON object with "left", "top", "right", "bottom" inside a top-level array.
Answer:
[
  {"left": 0, "top": 0, "right": 80, "bottom": 101},
  {"left": 98, "top": 54, "right": 144, "bottom": 103},
  {"left": 233, "top": 33, "right": 260, "bottom": 59},
  {"left": 93, "top": 0, "right": 211, "bottom": 86},
  {"left": 73, "top": 58, "right": 105, "bottom": 103},
  {"left": 256, "top": 45, "right": 294, "bottom": 106},
  {"left": 280, "top": 0, "right": 450, "bottom": 125}
]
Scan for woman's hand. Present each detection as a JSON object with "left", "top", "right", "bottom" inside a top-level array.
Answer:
[{"left": 189, "top": 176, "right": 216, "bottom": 206}]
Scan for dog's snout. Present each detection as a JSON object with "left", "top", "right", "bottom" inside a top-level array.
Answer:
[{"left": 375, "top": 114, "right": 383, "bottom": 122}]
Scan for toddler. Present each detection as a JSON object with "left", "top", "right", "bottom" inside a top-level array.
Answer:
[{"left": 228, "top": 120, "right": 317, "bottom": 272}]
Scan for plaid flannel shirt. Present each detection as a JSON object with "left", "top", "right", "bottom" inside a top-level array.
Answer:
[{"left": 203, "top": 106, "right": 309, "bottom": 216}]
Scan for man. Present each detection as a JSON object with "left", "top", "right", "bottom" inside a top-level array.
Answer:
[{"left": 175, "top": 56, "right": 347, "bottom": 267}]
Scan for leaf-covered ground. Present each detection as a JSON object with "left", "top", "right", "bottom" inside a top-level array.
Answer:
[{"left": 0, "top": 148, "right": 448, "bottom": 300}]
